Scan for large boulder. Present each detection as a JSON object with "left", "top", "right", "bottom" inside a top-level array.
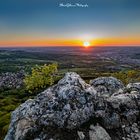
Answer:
[
  {"left": 90, "top": 77, "right": 124, "bottom": 97},
  {"left": 5, "top": 72, "right": 97, "bottom": 140},
  {"left": 5, "top": 72, "right": 140, "bottom": 140}
]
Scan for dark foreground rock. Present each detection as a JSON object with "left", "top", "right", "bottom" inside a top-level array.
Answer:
[{"left": 5, "top": 72, "right": 140, "bottom": 140}]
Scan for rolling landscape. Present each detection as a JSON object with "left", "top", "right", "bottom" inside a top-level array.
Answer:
[{"left": 0, "top": 47, "right": 140, "bottom": 77}]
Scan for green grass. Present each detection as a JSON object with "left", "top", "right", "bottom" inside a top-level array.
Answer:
[{"left": 0, "top": 88, "right": 38, "bottom": 140}]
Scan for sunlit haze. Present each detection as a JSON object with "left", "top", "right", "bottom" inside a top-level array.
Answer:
[{"left": 83, "top": 41, "right": 90, "bottom": 48}]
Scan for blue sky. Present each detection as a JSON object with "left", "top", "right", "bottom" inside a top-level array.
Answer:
[{"left": 0, "top": 0, "right": 140, "bottom": 46}]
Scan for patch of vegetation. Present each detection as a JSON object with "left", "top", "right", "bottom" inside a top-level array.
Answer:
[
  {"left": 24, "top": 64, "right": 58, "bottom": 93},
  {"left": 112, "top": 70, "right": 140, "bottom": 85},
  {"left": 0, "top": 89, "right": 24, "bottom": 140}
]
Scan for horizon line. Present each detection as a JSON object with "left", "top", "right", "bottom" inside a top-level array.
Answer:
[{"left": 0, "top": 45, "right": 140, "bottom": 48}]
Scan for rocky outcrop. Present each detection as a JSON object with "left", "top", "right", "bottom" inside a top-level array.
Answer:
[
  {"left": 0, "top": 71, "right": 24, "bottom": 90},
  {"left": 5, "top": 72, "right": 140, "bottom": 140}
]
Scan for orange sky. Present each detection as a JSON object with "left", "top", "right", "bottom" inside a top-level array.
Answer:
[
  {"left": 1, "top": 0, "right": 140, "bottom": 48},
  {"left": 0, "top": 37, "right": 140, "bottom": 47}
]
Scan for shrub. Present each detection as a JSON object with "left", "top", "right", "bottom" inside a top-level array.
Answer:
[
  {"left": 24, "top": 63, "right": 58, "bottom": 93},
  {"left": 112, "top": 70, "right": 140, "bottom": 85}
]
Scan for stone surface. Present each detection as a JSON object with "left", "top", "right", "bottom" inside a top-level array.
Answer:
[
  {"left": 5, "top": 72, "right": 140, "bottom": 140},
  {"left": 77, "top": 131, "right": 85, "bottom": 140},
  {"left": 89, "top": 125, "right": 111, "bottom": 140},
  {"left": 90, "top": 77, "right": 124, "bottom": 97},
  {"left": 126, "top": 83, "right": 140, "bottom": 93}
]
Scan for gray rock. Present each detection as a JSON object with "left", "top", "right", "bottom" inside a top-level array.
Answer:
[
  {"left": 77, "top": 131, "right": 85, "bottom": 140},
  {"left": 90, "top": 77, "right": 124, "bottom": 97},
  {"left": 5, "top": 72, "right": 96, "bottom": 140},
  {"left": 126, "top": 83, "right": 140, "bottom": 93},
  {"left": 89, "top": 125, "right": 111, "bottom": 140},
  {"left": 121, "top": 123, "right": 140, "bottom": 140}
]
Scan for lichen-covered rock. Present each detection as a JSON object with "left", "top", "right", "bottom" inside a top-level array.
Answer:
[
  {"left": 121, "top": 123, "right": 140, "bottom": 140},
  {"left": 90, "top": 77, "right": 124, "bottom": 97},
  {"left": 5, "top": 72, "right": 96, "bottom": 140},
  {"left": 102, "top": 93, "right": 140, "bottom": 129},
  {"left": 126, "top": 83, "right": 140, "bottom": 94},
  {"left": 5, "top": 72, "right": 140, "bottom": 140}
]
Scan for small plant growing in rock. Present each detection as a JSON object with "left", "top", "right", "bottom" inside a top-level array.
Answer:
[{"left": 24, "top": 63, "right": 58, "bottom": 93}]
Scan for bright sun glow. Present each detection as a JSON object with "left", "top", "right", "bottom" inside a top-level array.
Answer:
[{"left": 83, "top": 41, "right": 90, "bottom": 47}]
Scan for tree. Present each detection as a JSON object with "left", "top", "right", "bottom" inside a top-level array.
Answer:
[{"left": 24, "top": 63, "right": 58, "bottom": 93}]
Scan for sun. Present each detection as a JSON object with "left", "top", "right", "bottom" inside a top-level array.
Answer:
[{"left": 83, "top": 41, "right": 90, "bottom": 48}]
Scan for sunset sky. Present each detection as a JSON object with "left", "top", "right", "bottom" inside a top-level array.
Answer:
[{"left": 0, "top": 0, "right": 140, "bottom": 47}]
